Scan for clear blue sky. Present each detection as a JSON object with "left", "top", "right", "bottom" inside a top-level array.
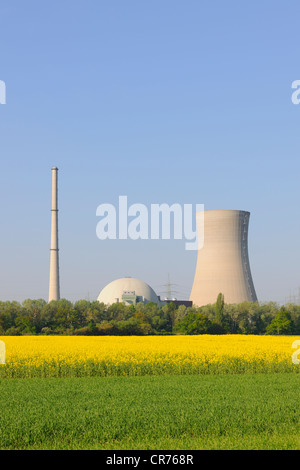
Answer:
[{"left": 0, "top": 1, "right": 300, "bottom": 304}]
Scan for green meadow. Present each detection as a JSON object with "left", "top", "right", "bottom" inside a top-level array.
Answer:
[{"left": 0, "top": 373, "right": 299, "bottom": 450}]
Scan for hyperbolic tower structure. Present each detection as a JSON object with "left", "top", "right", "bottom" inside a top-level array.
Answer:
[
  {"left": 48, "top": 167, "right": 60, "bottom": 302},
  {"left": 189, "top": 210, "right": 257, "bottom": 306}
]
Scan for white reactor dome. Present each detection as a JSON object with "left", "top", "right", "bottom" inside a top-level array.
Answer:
[{"left": 97, "top": 277, "right": 160, "bottom": 306}]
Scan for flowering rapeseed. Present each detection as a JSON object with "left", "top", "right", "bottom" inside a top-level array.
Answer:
[{"left": 0, "top": 335, "right": 299, "bottom": 378}]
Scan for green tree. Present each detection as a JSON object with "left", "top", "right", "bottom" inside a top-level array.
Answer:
[
  {"left": 53, "top": 299, "right": 74, "bottom": 330},
  {"left": 15, "top": 315, "right": 36, "bottom": 334},
  {"left": 215, "top": 293, "right": 225, "bottom": 325},
  {"left": 72, "top": 300, "right": 91, "bottom": 328},
  {"left": 0, "top": 301, "right": 23, "bottom": 332},
  {"left": 40, "top": 300, "right": 59, "bottom": 330},
  {"left": 213, "top": 293, "right": 229, "bottom": 333},
  {"left": 174, "top": 312, "right": 212, "bottom": 335},
  {"left": 284, "top": 303, "right": 300, "bottom": 334},
  {"left": 86, "top": 301, "right": 107, "bottom": 324},
  {"left": 107, "top": 303, "right": 131, "bottom": 322},
  {"left": 174, "top": 305, "right": 187, "bottom": 324},
  {"left": 162, "top": 302, "right": 177, "bottom": 330},
  {"left": 265, "top": 308, "right": 293, "bottom": 335},
  {"left": 22, "top": 299, "right": 47, "bottom": 332}
]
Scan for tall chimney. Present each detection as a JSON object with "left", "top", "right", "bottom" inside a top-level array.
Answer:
[{"left": 48, "top": 166, "right": 60, "bottom": 302}]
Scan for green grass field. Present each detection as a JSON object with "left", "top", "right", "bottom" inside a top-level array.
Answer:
[{"left": 0, "top": 373, "right": 299, "bottom": 450}]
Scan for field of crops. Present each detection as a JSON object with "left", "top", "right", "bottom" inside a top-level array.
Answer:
[
  {"left": 1, "top": 335, "right": 299, "bottom": 450},
  {"left": 0, "top": 334, "right": 299, "bottom": 378},
  {"left": 1, "top": 373, "right": 299, "bottom": 450}
]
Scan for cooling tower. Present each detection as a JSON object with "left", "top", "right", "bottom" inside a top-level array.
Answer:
[
  {"left": 189, "top": 210, "right": 257, "bottom": 306},
  {"left": 48, "top": 167, "right": 60, "bottom": 302}
]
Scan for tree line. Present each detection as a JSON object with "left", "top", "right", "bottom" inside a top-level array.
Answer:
[{"left": 0, "top": 293, "right": 299, "bottom": 336}]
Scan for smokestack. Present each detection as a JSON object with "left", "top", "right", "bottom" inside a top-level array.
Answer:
[{"left": 48, "top": 166, "right": 60, "bottom": 302}]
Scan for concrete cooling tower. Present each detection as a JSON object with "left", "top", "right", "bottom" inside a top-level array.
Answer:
[{"left": 189, "top": 210, "right": 257, "bottom": 306}]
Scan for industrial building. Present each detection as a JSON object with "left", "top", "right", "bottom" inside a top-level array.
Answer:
[
  {"left": 48, "top": 168, "right": 258, "bottom": 307},
  {"left": 97, "top": 277, "right": 161, "bottom": 306},
  {"left": 189, "top": 210, "right": 257, "bottom": 306}
]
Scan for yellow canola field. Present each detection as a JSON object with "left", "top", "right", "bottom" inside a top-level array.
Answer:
[{"left": 0, "top": 335, "right": 299, "bottom": 378}]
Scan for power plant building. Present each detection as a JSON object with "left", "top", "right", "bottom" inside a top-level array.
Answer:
[
  {"left": 46, "top": 167, "right": 257, "bottom": 309},
  {"left": 97, "top": 277, "right": 161, "bottom": 306},
  {"left": 189, "top": 210, "right": 257, "bottom": 306}
]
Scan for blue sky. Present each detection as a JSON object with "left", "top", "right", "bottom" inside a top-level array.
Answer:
[{"left": 0, "top": 1, "right": 300, "bottom": 304}]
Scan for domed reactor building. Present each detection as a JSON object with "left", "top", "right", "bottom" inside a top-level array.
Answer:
[
  {"left": 97, "top": 277, "right": 161, "bottom": 306},
  {"left": 189, "top": 210, "right": 257, "bottom": 306}
]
